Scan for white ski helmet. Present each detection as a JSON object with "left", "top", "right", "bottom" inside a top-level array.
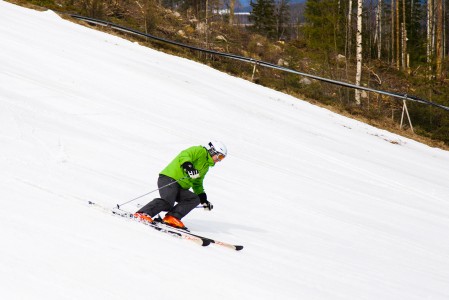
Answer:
[{"left": 205, "top": 140, "right": 227, "bottom": 158}]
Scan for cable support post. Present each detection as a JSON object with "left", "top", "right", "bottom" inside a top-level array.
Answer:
[
  {"left": 400, "top": 94, "right": 414, "bottom": 133},
  {"left": 251, "top": 59, "right": 258, "bottom": 82}
]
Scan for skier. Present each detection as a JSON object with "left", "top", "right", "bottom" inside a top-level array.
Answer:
[{"left": 134, "top": 141, "right": 227, "bottom": 229}]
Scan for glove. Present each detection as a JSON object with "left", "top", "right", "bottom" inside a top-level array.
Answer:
[
  {"left": 182, "top": 162, "right": 200, "bottom": 179},
  {"left": 199, "top": 193, "right": 213, "bottom": 211}
]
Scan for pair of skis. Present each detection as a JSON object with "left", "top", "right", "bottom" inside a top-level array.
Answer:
[{"left": 87, "top": 201, "right": 243, "bottom": 251}]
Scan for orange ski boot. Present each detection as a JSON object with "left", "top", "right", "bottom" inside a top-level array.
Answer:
[
  {"left": 133, "top": 212, "right": 154, "bottom": 223},
  {"left": 162, "top": 215, "right": 187, "bottom": 230}
]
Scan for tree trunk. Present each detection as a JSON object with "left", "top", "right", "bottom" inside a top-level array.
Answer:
[
  {"left": 229, "top": 0, "right": 235, "bottom": 25},
  {"left": 427, "top": 0, "right": 434, "bottom": 76},
  {"left": 402, "top": 0, "right": 407, "bottom": 70},
  {"left": 375, "top": 0, "right": 382, "bottom": 59},
  {"left": 436, "top": 0, "right": 444, "bottom": 79},
  {"left": 345, "top": 0, "right": 353, "bottom": 92},
  {"left": 355, "top": 0, "right": 363, "bottom": 105},
  {"left": 391, "top": 0, "right": 395, "bottom": 65},
  {"left": 347, "top": 0, "right": 353, "bottom": 61},
  {"left": 396, "top": 0, "right": 400, "bottom": 69}
]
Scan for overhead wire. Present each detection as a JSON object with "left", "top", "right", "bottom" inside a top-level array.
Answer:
[{"left": 69, "top": 14, "right": 449, "bottom": 113}]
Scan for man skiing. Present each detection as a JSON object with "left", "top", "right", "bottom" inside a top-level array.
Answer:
[{"left": 134, "top": 141, "right": 227, "bottom": 229}]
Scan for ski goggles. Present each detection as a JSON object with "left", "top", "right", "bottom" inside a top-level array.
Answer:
[{"left": 216, "top": 153, "right": 226, "bottom": 161}]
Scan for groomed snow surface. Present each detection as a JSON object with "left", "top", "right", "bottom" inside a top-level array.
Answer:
[{"left": 1, "top": 1, "right": 449, "bottom": 299}]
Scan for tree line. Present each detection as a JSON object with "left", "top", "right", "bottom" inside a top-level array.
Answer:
[{"left": 249, "top": 0, "right": 448, "bottom": 79}]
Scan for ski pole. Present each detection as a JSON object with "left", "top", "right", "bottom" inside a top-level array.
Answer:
[{"left": 117, "top": 176, "right": 188, "bottom": 209}]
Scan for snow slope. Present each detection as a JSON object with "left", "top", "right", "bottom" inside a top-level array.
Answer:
[{"left": 1, "top": 1, "right": 449, "bottom": 299}]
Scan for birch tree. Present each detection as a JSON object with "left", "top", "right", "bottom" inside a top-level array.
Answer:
[
  {"left": 374, "top": 0, "right": 382, "bottom": 59},
  {"left": 355, "top": 0, "right": 362, "bottom": 105},
  {"left": 402, "top": 0, "right": 407, "bottom": 70}
]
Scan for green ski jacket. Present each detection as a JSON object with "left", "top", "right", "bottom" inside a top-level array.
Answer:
[{"left": 160, "top": 146, "right": 215, "bottom": 194}]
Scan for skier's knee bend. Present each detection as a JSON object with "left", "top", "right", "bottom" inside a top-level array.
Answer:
[{"left": 158, "top": 198, "right": 174, "bottom": 210}]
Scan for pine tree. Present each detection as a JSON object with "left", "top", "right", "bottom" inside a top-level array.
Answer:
[
  {"left": 250, "top": 0, "right": 276, "bottom": 38},
  {"left": 303, "top": 0, "right": 345, "bottom": 58}
]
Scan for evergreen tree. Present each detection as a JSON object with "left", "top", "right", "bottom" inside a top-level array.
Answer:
[
  {"left": 250, "top": 0, "right": 276, "bottom": 38},
  {"left": 303, "top": 0, "right": 345, "bottom": 58},
  {"left": 407, "top": 0, "right": 427, "bottom": 64}
]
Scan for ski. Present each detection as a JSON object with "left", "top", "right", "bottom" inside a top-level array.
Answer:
[
  {"left": 88, "top": 201, "right": 243, "bottom": 251},
  {"left": 87, "top": 201, "right": 210, "bottom": 247},
  {"left": 154, "top": 219, "right": 244, "bottom": 251}
]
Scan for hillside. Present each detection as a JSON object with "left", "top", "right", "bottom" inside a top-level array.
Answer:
[{"left": 1, "top": 1, "right": 449, "bottom": 299}]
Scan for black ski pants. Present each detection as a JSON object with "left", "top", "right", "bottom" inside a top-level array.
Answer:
[{"left": 137, "top": 175, "right": 200, "bottom": 220}]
